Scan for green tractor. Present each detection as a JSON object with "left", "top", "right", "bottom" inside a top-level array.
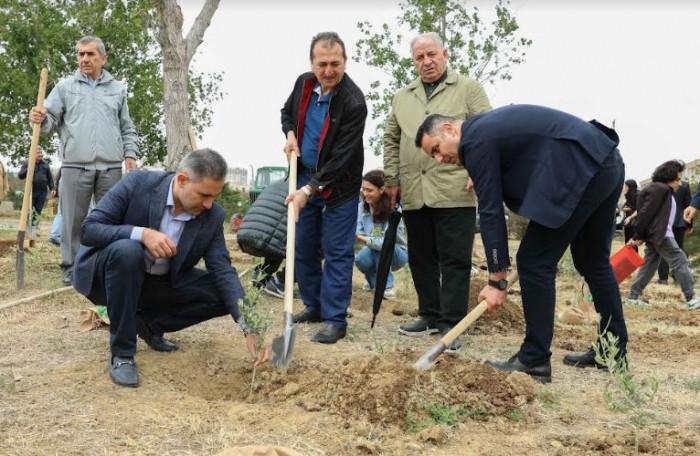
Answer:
[{"left": 249, "top": 166, "right": 287, "bottom": 204}]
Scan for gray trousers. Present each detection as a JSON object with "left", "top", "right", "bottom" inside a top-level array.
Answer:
[
  {"left": 629, "top": 236, "right": 696, "bottom": 301},
  {"left": 59, "top": 167, "right": 122, "bottom": 271}
]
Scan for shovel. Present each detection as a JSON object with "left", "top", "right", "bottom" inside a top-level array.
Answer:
[
  {"left": 270, "top": 156, "right": 298, "bottom": 369},
  {"left": 414, "top": 270, "right": 519, "bottom": 370},
  {"left": 16, "top": 68, "right": 48, "bottom": 290}
]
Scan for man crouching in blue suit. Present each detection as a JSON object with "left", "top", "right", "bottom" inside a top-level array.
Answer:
[
  {"left": 415, "top": 105, "right": 628, "bottom": 383},
  {"left": 73, "top": 149, "right": 269, "bottom": 387}
]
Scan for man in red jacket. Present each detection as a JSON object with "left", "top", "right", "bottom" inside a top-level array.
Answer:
[{"left": 627, "top": 160, "right": 700, "bottom": 310}]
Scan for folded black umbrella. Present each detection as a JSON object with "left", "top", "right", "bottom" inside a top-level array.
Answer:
[{"left": 371, "top": 204, "right": 403, "bottom": 328}]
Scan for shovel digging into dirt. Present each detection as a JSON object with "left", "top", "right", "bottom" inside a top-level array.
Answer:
[
  {"left": 270, "top": 157, "right": 298, "bottom": 369},
  {"left": 16, "top": 68, "right": 48, "bottom": 290},
  {"left": 414, "top": 270, "right": 519, "bottom": 371}
]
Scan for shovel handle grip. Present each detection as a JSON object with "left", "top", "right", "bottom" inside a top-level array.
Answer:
[
  {"left": 283, "top": 157, "right": 298, "bottom": 314},
  {"left": 440, "top": 270, "right": 520, "bottom": 346}
]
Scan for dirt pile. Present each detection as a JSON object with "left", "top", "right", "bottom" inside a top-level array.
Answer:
[
  {"left": 555, "top": 428, "right": 698, "bottom": 454},
  {"left": 469, "top": 276, "right": 525, "bottom": 334},
  {"left": 255, "top": 350, "right": 536, "bottom": 428}
]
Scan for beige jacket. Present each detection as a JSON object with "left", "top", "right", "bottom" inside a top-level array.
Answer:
[{"left": 383, "top": 71, "right": 491, "bottom": 210}]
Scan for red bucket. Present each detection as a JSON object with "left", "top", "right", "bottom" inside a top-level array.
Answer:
[{"left": 610, "top": 245, "right": 645, "bottom": 283}]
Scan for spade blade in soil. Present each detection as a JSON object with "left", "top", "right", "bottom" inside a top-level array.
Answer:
[{"left": 270, "top": 312, "right": 296, "bottom": 369}]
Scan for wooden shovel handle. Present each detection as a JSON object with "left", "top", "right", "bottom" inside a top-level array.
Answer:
[
  {"left": 283, "top": 157, "right": 298, "bottom": 314},
  {"left": 18, "top": 68, "right": 49, "bottom": 233},
  {"left": 439, "top": 270, "right": 520, "bottom": 345}
]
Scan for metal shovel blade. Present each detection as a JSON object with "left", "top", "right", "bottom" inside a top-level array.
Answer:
[{"left": 270, "top": 312, "right": 297, "bottom": 369}]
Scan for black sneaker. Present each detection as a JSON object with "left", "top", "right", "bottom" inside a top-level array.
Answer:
[
  {"left": 398, "top": 318, "right": 439, "bottom": 336},
  {"left": 264, "top": 276, "right": 285, "bottom": 298}
]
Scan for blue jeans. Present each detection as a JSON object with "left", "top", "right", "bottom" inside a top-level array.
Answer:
[
  {"left": 295, "top": 168, "right": 358, "bottom": 329},
  {"left": 31, "top": 189, "right": 48, "bottom": 225},
  {"left": 50, "top": 204, "right": 62, "bottom": 241},
  {"left": 516, "top": 149, "right": 627, "bottom": 366},
  {"left": 355, "top": 246, "right": 408, "bottom": 289}
]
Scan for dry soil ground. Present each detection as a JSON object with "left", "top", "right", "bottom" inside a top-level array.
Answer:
[{"left": 1, "top": 217, "right": 699, "bottom": 455}]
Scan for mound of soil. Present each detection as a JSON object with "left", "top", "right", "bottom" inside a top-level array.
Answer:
[
  {"left": 556, "top": 428, "right": 698, "bottom": 454},
  {"left": 255, "top": 350, "right": 536, "bottom": 428}
]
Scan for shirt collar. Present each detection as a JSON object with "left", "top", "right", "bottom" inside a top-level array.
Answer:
[
  {"left": 313, "top": 82, "right": 334, "bottom": 102},
  {"left": 167, "top": 177, "right": 195, "bottom": 221}
]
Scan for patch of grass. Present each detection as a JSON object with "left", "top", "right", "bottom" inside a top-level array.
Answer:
[
  {"left": 686, "top": 377, "right": 700, "bottom": 391},
  {"left": 538, "top": 387, "right": 562, "bottom": 410},
  {"left": 506, "top": 408, "right": 526, "bottom": 422},
  {"left": 406, "top": 401, "right": 490, "bottom": 432},
  {"left": 0, "top": 373, "right": 17, "bottom": 394}
]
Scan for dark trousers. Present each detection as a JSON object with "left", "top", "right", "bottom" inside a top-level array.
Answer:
[
  {"left": 658, "top": 227, "right": 687, "bottom": 281},
  {"left": 623, "top": 225, "right": 638, "bottom": 252},
  {"left": 31, "top": 189, "right": 48, "bottom": 221},
  {"left": 85, "top": 239, "right": 228, "bottom": 358},
  {"left": 295, "top": 168, "right": 358, "bottom": 329},
  {"left": 403, "top": 205, "right": 476, "bottom": 330},
  {"left": 516, "top": 150, "right": 627, "bottom": 366}
]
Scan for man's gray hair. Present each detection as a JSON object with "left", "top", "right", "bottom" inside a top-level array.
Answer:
[
  {"left": 410, "top": 32, "right": 444, "bottom": 54},
  {"left": 309, "top": 31, "right": 347, "bottom": 61},
  {"left": 76, "top": 36, "right": 106, "bottom": 57},
  {"left": 414, "top": 114, "right": 459, "bottom": 148},
  {"left": 177, "top": 148, "right": 228, "bottom": 182}
]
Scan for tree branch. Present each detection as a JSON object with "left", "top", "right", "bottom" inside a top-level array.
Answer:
[{"left": 184, "top": 0, "right": 220, "bottom": 63}]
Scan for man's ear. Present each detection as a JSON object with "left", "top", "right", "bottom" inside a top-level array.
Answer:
[
  {"left": 176, "top": 172, "right": 188, "bottom": 187},
  {"left": 442, "top": 122, "right": 457, "bottom": 136}
]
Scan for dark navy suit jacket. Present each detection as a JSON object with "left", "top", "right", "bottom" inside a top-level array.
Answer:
[
  {"left": 458, "top": 105, "right": 620, "bottom": 272},
  {"left": 73, "top": 171, "right": 246, "bottom": 323}
]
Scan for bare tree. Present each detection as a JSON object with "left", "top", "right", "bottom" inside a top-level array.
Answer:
[{"left": 157, "top": 0, "right": 220, "bottom": 170}]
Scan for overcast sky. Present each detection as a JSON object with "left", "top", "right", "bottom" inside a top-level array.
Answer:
[{"left": 179, "top": 0, "right": 700, "bottom": 184}]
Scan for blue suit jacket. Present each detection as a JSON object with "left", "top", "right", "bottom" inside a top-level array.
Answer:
[
  {"left": 459, "top": 105, "right": 620, "bottom": 272},
  {"left": 73, "top": 171, "right": 245, "bottom": 323}
]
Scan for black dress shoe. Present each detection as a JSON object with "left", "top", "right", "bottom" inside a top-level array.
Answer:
[
  {"left": 398, "top": 318, "right": 439, "bottom": 336},
  {"left": 310, "top": 323, "right": 346, "bottom": 344},
  {"left": 486, "top": 353, "right": 552, "bottom": 384},
  {"left": 292, "top": 307, "right": 322, "bottom": 324},
  {"left": 563, "top": 348, "right": 613, "bottom": 369},
  {"left": 109, "top": 356, "right": 139, "bottom": 387},
  {"left": 136, "top": 315, "right": 179, "bottom": 352}
]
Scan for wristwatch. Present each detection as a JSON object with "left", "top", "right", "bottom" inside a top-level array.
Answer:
[
  {"left": 300, "top": 186, "right": 312, "bottom": 197},
  {"left": 488, "top": 278, "right": 509, "bottom": 290}
]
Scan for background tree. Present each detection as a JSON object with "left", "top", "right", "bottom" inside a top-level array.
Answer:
[
  {"left": 0, "top": 0, "right": 223, "bottom": 166},
  {"left": 354, "top": 0, "right": 532, "bottom": 155}
]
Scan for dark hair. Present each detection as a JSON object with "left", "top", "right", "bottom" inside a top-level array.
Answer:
[
  {"left": 177, "top": 148, "right": 228, "bottom": 182},
  {"left": 310, "top": 32, "right": 346, "bottom": 61},
  {"left": 651, "top": 159, "right": 685, "bottom": 184},
  {"left": 624, "top": 179, "right": 638, "bottom": 206},
  {"left": 414, "top": 113, "right": 459, "bottom": 148},
  {"left": 362, "top": 170, "right": 391, "bottom": 223}
]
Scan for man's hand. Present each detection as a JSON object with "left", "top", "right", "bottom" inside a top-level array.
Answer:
[
  {"left": 125, "top": 157, "right": 138, "bottom": 173},
  {"left": 29, "top": 107, "right": 47, "bottom": 124},
  {"left": 245, "top": 334, "right": 270, "bottom": 366},
  {"left": 385, "top": 185, "right": 400, "bottom": 208},
  {"left": 284, "top": 190, "right": 308, "bottom": 222},
  {"left": 141, "top": 228, "right": 177, "bottom": 259},
  {"left": 465, "top": 177, "right": 474, "bottom": 192},
  {"left": 684, "top": 206, "right": 698, "bottom": 224},
  {"left": 624, "top": 216, "right": 633, "bottom": 227},
  {"left": 627, "top": 239, "right": 644, "bottom": 247},
  {"left": 478, "top": 285, "right": 508, "bottom": 313},
  {"left": 283, "top": 132, "right": 300, "bottom": 159}
]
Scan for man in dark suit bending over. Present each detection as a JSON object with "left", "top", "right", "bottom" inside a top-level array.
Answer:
[
  {"left": 415, "top": 104, "right": 628, "bottom": 383},
  {"left": 73, "top": 149, "right": 268, "bottom": 387}
]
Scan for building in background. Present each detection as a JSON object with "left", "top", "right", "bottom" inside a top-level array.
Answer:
[{"left": 227, "top": 166, "right": 249, "bottom": 192}]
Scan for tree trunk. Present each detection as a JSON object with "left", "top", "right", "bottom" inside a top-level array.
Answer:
[{"left": 157, "top": 0, "right": 220, "bottom": 170}]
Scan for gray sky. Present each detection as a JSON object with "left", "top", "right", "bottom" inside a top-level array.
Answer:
[{"left": 181, "top": 1, "right": 700, "bottom": 182}]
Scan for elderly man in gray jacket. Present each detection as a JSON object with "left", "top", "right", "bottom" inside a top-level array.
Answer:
[{"left": 29, "top": 35, "right": 139, "bottom": 286}]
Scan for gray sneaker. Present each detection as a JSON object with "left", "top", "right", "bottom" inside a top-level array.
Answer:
[
  {"left": 626, "top": 297, "right": 651, "bottom": 308},
  {"left": 687, "top": 296, "right": 700, "bottom": 311}
]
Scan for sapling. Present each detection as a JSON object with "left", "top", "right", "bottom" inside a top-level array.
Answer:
[{"left": 239, "top": 288, "right": 272, "bottom": 394}]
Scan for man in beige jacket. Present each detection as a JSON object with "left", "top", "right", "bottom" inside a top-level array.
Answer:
[{"left": 383, "top": 32, "right": 491, "bottom": 352}]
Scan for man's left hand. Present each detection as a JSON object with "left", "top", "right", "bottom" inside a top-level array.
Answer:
[
  {"left": 478, "top": 286, "right": 508, "bottom": 313},
  {"left": 284, "top": 190, "right": 309, "bottom": 222},
  {"left": 627, "top": 239, "right": 644, "bottom": 247},
  {"left": 245, "top": 334, "right": 270, "bottom": 366},
  {"left": 125, "top": 157, "right": 138, "bottom": 173},
  {"left": 465, "top": 177, "right": 474, "bottom": 192}
]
